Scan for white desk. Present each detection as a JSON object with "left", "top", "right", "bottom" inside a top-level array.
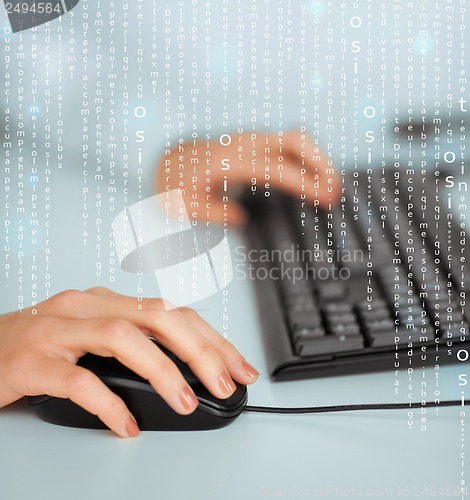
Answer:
[
  {"left": 0, "top": 326, "right": 466, "bottom": 500},
  {"left": 0, "top": 169, "right": 467, "bottom": 499}
]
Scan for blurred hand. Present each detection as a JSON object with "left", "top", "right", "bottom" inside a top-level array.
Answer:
[
  {"left": 156, "top": 130, "right": 339, "bottom": 224},
  {"left": 0, "top": 288, "right": 259, "bottom": 438}
]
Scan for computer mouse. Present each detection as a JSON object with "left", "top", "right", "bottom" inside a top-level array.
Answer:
[{"left": 28, "top": 340, "right": 248, "bottom": 431}]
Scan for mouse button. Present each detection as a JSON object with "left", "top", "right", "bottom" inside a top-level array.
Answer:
[
  {"left": 77, "top": 354, "right": 145, "bottom": 382},
  {"left": 195, "top": 383, "right": 248, "bottom": 414},
  {"left": 101, "top": 376, "right": 157, "bottom": 395}
]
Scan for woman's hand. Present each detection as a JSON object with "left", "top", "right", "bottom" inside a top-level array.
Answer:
[
  {"left": 156, "top": 130, "right": 339, "bottom": 224},
  {"left": 0, "top": 287, "right": 259, "bottom": 438}
]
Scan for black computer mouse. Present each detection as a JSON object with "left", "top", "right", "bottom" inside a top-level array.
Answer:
[{"left": 28, "top": 341, "right": 248, "bottom": 431}]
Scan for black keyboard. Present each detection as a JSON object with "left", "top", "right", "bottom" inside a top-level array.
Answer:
[{"left": 242, "top": 167, "right": 470, "bottom": 380}]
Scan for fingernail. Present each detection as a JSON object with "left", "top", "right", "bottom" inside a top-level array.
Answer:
[
  {"left": 241, "top": 360, "right": 259, "bottom": 379},
  {"left": 219, "top": 371, "right": 236, "bottom": 395},
  {"left": 125, "top": 415, "right": 140, "bottom": 438},
  {"left": 180, "top": 386, "right": 199, "bottom": 411}
]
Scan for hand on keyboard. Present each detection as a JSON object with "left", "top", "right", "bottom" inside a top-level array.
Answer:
[{"left": 156, "top": 130, "right": 339, "bottom": 225}]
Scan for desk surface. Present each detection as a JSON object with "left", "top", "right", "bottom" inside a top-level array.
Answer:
[
  {"left": 0, "top": 320, "right": 466, "bottom": 500},
  {"left": 0, "top": 173, "right": 467, "bottom": 499},
  {"left": 0, "top": 375, "right": 467, "bottom": 500}
]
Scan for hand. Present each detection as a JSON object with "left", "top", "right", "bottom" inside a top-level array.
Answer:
[
  {"left": 0, "top": 288, "right": 259, "bottom": 438},
  {"left": 156, "top": 130, "right": 339, "bottom": 224}
]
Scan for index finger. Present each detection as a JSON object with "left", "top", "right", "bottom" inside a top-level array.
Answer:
[
  {"left": 34, "top": 358, "right": 140, "bottom": 438},
  {"left": 281, "top": 131, "right": 340, "bottom": 204}
]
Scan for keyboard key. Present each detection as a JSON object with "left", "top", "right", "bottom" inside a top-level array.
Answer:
[
  {"left": 293, "top": 327, "right": 326, "bottom": 350},
  {"left": 317, "top": 282, "right": 348, "bottom": 302},
  {"left": 324, "top": 302, "right": 353, "bottom": 314},
  {"left": 290, "top": 302, "right": 316, "bottom": 313},
  {"left": 357, "top": 307, "right": 390, "bottom": 323},
  {"left": 368, "top": 329, "right": 400, "bottom": 348},
  {"left": 331, "top": 323, "right": 361, "bottom": 336},
  {"left": 287, "top": 310, "right": 322, "bottom": 331},
  {"left": 284, "top": 294, "right": 315, "bottom": 306},
  {"left": 365, "top": 318, "right": 395, "bottom": 333},
  {"left": 325, "top": 312, "right": 356, "bottom": 324},
  {"left": 296, "top": 334, "right": 364, "bottom": 357}
]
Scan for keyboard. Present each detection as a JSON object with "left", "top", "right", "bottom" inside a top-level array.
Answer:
[{"left": 242, "top": 167, "right": 470, "bottom": 380}]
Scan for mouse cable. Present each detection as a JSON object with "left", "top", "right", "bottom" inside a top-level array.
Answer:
[{"left": 244, "top": 399, "right": 470, "bottom": 414}]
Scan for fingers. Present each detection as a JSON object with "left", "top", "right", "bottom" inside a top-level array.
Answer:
[
  {"left": 177, "top": 307, "right": 259, "bottom": 385},
  {"left": 183, "top": 199, "right": 247, "bottom": 226},
  {"left": 1, "top": 288, "right": 259, "bottom": 439},
  {"left": 79, "top": 298, "right": 247, "bottom": 399},
  {"left": 137, "top": 308, "right": 258, "bottom": 398},
  {"left": 36, "top": 358, "right": 140, "bottom": 438},
  {"left": 54, "top": 317, "right": 200, "bottom": 416},
  {"left": 33, "top": 289, "right": 258, "bottom": 427},
  {"left": 58, "top": 290, "right": 259, "bottom": 395},
  {"left": 156, "top": 131, "right": 339, "bottom": 227}
]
